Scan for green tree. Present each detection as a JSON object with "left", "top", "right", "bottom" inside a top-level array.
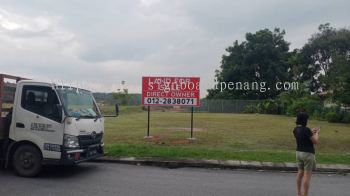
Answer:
[
  {"left": 326, "top": 54, "right": 350, "bottom": 105},
  {"left": 207, "top": 28, "right": 291, "bottom": 99},
  {"left": 301, "top": 23, "right": 350, "bottom": 93},
  {"left": 286, "top": 49, "right": 316, "bottom": 90},
  {"left": 113, "top": 89, "right": 132, "bottom": 105}
]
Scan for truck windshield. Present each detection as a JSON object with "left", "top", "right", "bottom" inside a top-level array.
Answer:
[{"left": 55, "top": 87, "right": 100, "bottom": 118}]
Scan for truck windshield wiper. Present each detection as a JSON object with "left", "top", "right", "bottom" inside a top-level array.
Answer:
[
  {"left": 94, "top": 115, "right": 101, "bottom": 122},
  {"left": 80, "top": 115, "right": 96, "bottom": 118},
  {"left": 75, "top": 115, "right": 96, "bottom": 121}
]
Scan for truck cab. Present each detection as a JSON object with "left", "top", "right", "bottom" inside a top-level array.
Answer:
[{"left": 0, "top": 74, "right": 116, "bottom": 177}]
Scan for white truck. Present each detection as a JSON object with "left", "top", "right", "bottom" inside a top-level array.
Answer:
[{"left": 0, "top": 74, "right": 117, "bottom": 177}]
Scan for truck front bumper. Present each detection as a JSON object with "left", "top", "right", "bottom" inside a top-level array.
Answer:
[
  {"left": 43, "top": 144, "right": 104, "bottom": 165},
  {"left": 61, "top": 144, "right": 104, "bottom": 165}
]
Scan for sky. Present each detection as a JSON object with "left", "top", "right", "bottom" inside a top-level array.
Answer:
[{"left": 0, "top": 0, "right": 349, "bottom": 97}]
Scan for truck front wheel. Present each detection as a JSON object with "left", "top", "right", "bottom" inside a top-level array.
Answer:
[{"left": 12, "top": 145, "right": 42, "bottom": 177}]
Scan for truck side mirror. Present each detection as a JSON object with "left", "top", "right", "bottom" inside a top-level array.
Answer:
[
  {"left": 115, "top": 104, "right": 119, "bottom": 117},
  {"left": 103, "top": 104, "right": 119, "bottom": 117}
]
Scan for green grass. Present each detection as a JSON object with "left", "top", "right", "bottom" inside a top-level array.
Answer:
[
  {"left": 102, "top": 106, "right": 350, "bottom": 164},
  {"left": 105, "top": 144, "right": 350, "bottom": 164}
]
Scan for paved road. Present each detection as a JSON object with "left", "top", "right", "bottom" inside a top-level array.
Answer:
[{"left": 0, "top": 162, "right": 349, "bottom": 196}]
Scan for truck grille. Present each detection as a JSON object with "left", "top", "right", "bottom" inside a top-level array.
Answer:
[{"left": 78, "top": 133, "right": 103, "bottom": 148}]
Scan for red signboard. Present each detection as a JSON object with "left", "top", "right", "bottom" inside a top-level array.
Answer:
[{"left": 142, "top": 76, "right": 200, "bottom": 106}]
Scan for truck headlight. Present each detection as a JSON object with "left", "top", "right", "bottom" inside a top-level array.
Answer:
[{"left": 64, "top": 134, "right": 79, "bottom": 148}]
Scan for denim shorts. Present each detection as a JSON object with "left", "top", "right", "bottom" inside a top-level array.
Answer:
[{"left": 296, "top": 151, "right": 316, "bottom": 171}]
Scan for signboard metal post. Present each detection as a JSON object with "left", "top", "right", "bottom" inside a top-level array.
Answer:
[
  {"left": 188, "top": 106, "right": 196, "bottom": 140},
  {"left": 144, "top": 106, "right": 152, "bottom": 139}
]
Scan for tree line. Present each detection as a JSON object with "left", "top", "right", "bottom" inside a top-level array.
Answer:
[
  {"left": 207, "top": 23, "right": 350, "bottom": 123},
  {"left": 207, "top": 23, "right": 350, "bottom": 107}
]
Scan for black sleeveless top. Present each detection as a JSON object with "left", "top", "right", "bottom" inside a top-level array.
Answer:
[{"left": 293, "top": 126, "right": 315, "bottom": 154}]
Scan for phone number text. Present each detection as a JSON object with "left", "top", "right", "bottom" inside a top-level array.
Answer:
[{"left": 144, "top": 97, "right": 197, "bottom": 106}]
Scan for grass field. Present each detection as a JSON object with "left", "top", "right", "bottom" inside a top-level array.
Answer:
[{"left": 102, "top": 106, "right": 350, "bottom": 164}]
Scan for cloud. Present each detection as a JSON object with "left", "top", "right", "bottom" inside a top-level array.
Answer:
[
  {"left": 0, "top": 0, "right": 349, "bottom": 97},
  {"left": 0, "top": 8, "right": 48, "bottom": 32},
  {"left": 0, "top": 8, "right": 74, "bottom": 42}
]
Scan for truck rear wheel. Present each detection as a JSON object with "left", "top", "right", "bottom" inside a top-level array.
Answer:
[{"left": 12, "top": 145, "right": 42, "bottom": 177}]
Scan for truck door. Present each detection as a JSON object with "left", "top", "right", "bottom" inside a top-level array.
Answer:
[{"left": 13, "top": 85, "right": 64, "bottom": 159}]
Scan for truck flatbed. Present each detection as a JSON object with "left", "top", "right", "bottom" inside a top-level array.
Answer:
[{"left": 0, "top": 74, "right": 27, "bottom": 139}]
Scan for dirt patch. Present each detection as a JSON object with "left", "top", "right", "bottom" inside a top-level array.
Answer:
[
  {"left": 169, "top": 139, "right": 191, "bottom": 145},
  {"left": 168, "top": 127, "right": 206, "bottom": 132},
  {"left": 145, "top": 135, "right": 162, "bottom": 142},
  {"left": 145, "top": 135, "right": 168, "bottom": 145}
]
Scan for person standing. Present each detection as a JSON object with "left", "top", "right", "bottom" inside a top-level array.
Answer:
[{"left": 293, "top": 111, "right": 320, "bottom": 196}]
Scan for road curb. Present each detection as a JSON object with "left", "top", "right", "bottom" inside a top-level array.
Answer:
[{"left": 92, "top": 156, "right": 350, "bottom": 174}]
